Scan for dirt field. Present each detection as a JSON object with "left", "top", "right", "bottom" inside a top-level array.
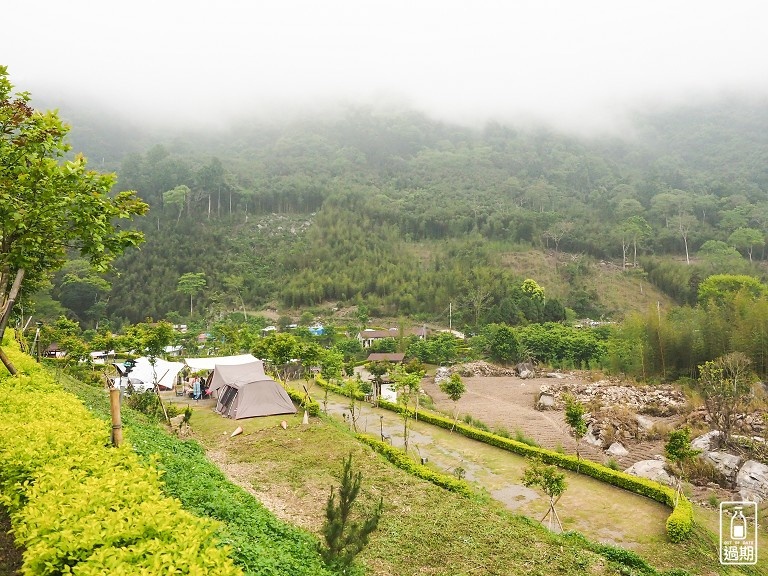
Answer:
[{"left": 420, "top": 374, "right": 671, "bottom": 469}]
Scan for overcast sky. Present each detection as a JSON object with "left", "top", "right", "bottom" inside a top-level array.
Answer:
[{"left": 3, "top": 1, "right": 767, "bottom": 132}]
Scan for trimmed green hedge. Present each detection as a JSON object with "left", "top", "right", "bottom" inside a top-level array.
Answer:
[
  {"left": 314, "top": 377, "right": 694, "bottom": 543},
  {"left": 0, "top": 338, "right": 242, "bottom": 575},
  {"left": 285, "top": 386, "right": 321, "bottom": 416},
  {"left": 355, "top": 434, "right": 477, "bottom": 498}
]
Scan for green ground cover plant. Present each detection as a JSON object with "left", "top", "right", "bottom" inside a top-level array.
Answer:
[{"left": 0, "top": 338, "right": 241, "bottom": 575}]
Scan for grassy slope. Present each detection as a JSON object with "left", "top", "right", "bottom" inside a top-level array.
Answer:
[
  {"left": 187, "top": 394, "right": 766, "bottom": 576},
  {"left": 58, "top": 375, "right": 645, "bottom": 576},
  {"left": 497, "top": 249, "right": 675, "bottom": 318},
  {"left": 55, "top": 371, "right": 765, "bottom": 576},
  {"left": 189, "top": 408, "right": 619, "bottom": 576}
]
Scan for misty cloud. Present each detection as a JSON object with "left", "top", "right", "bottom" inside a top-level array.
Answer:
[{"left": 3, "top": 0, "right": 767, "bottom": 132}]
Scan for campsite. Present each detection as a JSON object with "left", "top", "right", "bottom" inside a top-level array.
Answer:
[
  {"left": 118, "top": 354, "right": 297, "bottom": 420},
  {"left": 158, "top": 371, "right": 767, "bottom": 576}
]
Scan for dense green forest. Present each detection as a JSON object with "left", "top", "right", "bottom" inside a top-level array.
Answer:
[{"left": 34, "top": 99, "right": 768, "bottom": 341}]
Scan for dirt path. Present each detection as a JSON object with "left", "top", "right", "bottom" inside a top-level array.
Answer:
[{"left": 420, "top": 375, "right": 669, "bottom": 468}]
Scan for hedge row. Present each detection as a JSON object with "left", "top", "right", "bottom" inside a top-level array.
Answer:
[
  {"left": 355, "top": 434, "right": 477, "bottom": 498},
  {"left": 0, "top": 339, "right": 242, "bottom": 575},
  {"left": 285, "top": 386, "right": 321, "bottom": 416},
  {"left": 313, "top": 376, "right": 693, "bottom": 543}
]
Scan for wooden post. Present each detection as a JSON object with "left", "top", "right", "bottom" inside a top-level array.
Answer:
[{"left": 110, "top": 388, "right": 123, "bottom": 447}]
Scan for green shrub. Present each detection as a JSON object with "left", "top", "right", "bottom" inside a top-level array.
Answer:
[
  {"left": 356, "top": 434, "right": 476, "bottom": 498},
  {"left": 0, "top": 340, "right": 242, "bottom": 575},
  {"left": 665, "top": 498, "right": 694, "bottom": 543},
  {"left": 123, "top": 388, "right": 167, "bottom": 420},
  {"left": 514, "top": 428, "right": 539, "bottom": 447},
  {"left": 286, "top": 387, "right": 321, "bottom": 416}
]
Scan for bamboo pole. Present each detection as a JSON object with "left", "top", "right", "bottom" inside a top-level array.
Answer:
[{"left": 110, "top": 388, "right": 123, "bottom": 447}]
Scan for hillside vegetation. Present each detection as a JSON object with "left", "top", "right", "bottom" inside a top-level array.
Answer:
[{"left": 37, "top": 97, "right": 768, "bottom": 328}]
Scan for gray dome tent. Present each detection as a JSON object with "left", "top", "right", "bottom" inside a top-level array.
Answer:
[{"left": 213, "top": 361, "right": 297, "bottom": 420}]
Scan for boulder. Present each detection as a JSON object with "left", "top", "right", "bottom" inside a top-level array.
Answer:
[
  {"left": 691, "top": 430, "right": 723, "bottom": 452},
  {"left": 736, "top": 460, "right": 768, "bottom": 502},
  {"left": 546, "top": 372, "right": 566, "bottom": 379},
  {"left": 606, "top": 442, "right": 629, "bottom": 457},
  {"left": 701, "top": 451, "right": 743, "bottom": 483},
  {"left": 536, "top": 392, "right": 555, "bottom": 410},
  {"left": 634, "top": 414, "right": 654, "bottom": 430},
  {"left": 434, "top": 366, "right": 451, "bottom": 385},
  {"left": 517, "top": 362, "right": 534, "bottom": 379},
  {"left": 584, "top": 424, "right": 602, "bottom": 447},
  {"left": 625, "top": 460, "right": 675, "bottom": 487}
]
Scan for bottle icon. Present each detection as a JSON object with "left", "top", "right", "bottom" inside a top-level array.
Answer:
[{"left": 730, "top": 507, "right": 747, "bottom": 540}]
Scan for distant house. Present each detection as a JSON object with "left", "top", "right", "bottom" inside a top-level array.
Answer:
[
  {"left": 89, "top": 350, "right": 115, "bottom": 364},
  {"left": 43, "top": 342, "right": 66, "bottom": 358},
  {"left": 308, "top": 324, "right": 325, "bottom": 336},
  {"left": 366, "top": 352, "right": 405, "bottom": 363},
  {"left": 164, "top": 345, "right": 184, "bottom": 357},
  {"left": 357, "top": 327, "right": 427, "bottom": 348}
]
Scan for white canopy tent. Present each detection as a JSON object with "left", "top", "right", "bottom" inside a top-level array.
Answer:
[
  {"left": 117, "top": 357, "right": 185, "bottom": 392},
  {"left": 184, "top": 354, "right": 259, "bottom": 372}
]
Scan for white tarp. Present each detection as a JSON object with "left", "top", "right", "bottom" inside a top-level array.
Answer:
[
  {"left": 119, "top": 357, "right": 185, "bottom": 391},
  {"left": 381, "top": 383, "right": 397, "bottom": 403},
  {"left": 184, "top": 354, "right": 258, "bottom": 372}
]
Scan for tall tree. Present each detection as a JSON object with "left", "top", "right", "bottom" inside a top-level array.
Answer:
[
  {"left": 162, "top": 185, "right": 189, "bottom": 223},
  {"left": 728, "top": 227, "right": 764, "bottom": 262},
  {"left": 176, "top": 272, "right": 207, "bottom": 316},
  {"left": 0, "top": 66, "right": 147, "bottom": 374},
  {"left": 489, "top": 324, "right": 519, "bottom": 366},
  {"left": 53, "top": 259, "right": 111, "bottom": 325}
]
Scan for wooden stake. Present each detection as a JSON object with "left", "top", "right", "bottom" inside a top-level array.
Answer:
[{"left": 110, "top": 388, "right": 123, "bottom": 447}]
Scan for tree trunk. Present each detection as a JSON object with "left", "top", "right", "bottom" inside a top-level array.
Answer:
[
  {"left": 633, "top": 238, "right": 638, "bottom": 267},
  {"left": 0, "top": 269, "right": 26, "bottom": 375}
]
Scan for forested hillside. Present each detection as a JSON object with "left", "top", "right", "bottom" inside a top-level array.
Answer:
[{"left": 42, "top": 98, "right": 768, "bottom": 328}]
